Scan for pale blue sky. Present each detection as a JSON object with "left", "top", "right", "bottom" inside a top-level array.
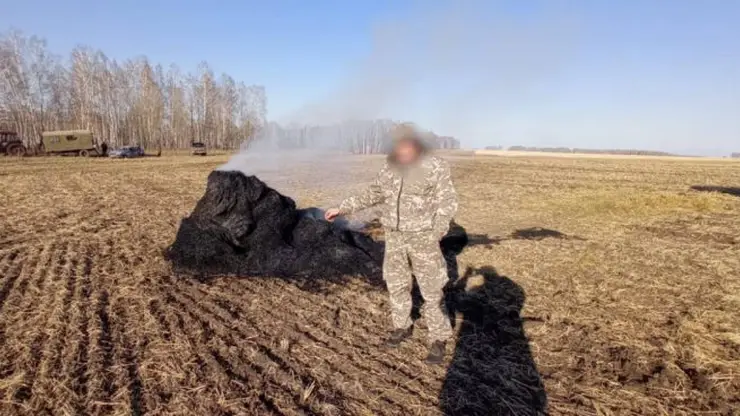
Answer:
[{"left": 2, "top": 0, "right": 738, "bottom": 155}]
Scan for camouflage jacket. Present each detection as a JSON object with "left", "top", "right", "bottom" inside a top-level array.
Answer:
[{"left": 339, "top": 156, "right": 458, "bottom": 236}]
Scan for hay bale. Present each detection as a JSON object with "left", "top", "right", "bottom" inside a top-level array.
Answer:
[
  {"left": 165, "top": 170, "right": 470, "bottom": 284},
  {"left": 165, "top": 171, "right": 382, "bottom": 279}
]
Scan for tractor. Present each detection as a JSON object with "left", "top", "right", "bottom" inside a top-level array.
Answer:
[{"left": 0, "top": 131, "right": 27, "bottom": 156}]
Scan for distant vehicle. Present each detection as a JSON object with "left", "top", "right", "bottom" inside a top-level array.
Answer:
[
  {"left": 40, "top": 130, "right": 103, "bottom": 156},
  {"left": 109, "top": 146, "right": 145, "bottom": 158},
  {"left": 0, "top": 131, "right": 27, "bottom": 156},
  {"left": 191, "top": 141, "right": 207, "bottom": 156}
]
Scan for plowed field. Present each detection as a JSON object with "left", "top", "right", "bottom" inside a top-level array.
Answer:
[{"left": 1, "top": 154, "right": 739, "bottom": 415}]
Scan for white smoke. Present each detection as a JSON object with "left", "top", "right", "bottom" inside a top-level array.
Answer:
[
  {"left": 218, "top": 1, "right": 579, "bottom": 186},
  {"left": 283, "top": 1, "right": 580, "bottom": 143}
]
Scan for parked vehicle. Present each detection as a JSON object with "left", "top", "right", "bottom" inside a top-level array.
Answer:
[
  {"left": 40, "top": 130, "right": 104, "bottom": 156},
  {"left": 109, "top": 146, "right": 145, "bottom": 158},
  {"left": 0, "top": 131, "right": 27, "bottom": 156},
  {"left": 191, "top": 141, "right": 207, "bottom": 156}
]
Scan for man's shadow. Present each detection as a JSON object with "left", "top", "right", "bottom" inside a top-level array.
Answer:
[
  {"left": 440, "top": 266, "right": 547, "bottom": 415},
  {"left": 428, "top": 222, "right": 548, "bottom": 415}
]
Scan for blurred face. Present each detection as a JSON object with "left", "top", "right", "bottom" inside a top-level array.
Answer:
[{"left": 394, "top": 140, "right": 421, "bottom": 166}]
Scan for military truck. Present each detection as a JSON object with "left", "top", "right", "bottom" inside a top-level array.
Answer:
[
  {"left": 191, "top": 141, "right": 207, "bottom": 156},
  {"left": 0, "top": 131, "right": 27, "bottom": 156},
  {"left": 40, "top": 130, "right": 104, "bottom": 157}
]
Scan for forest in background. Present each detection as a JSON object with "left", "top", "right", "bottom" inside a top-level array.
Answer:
[
  {"left": 0, "top": 30, "right": 265, "bottom": 150},
  {"left": 0, "top": 30, "right": 459, "bottom": 153}
]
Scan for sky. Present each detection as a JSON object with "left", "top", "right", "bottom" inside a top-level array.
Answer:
[{"left": 2, "top": 0, "right": 738, "bottom": 155}]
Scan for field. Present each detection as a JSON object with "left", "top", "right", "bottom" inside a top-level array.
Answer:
[{"left": 1, "top": 153, "right": 739, "bottom": 415}]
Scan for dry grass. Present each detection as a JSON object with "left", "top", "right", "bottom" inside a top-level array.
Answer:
[
  {"left": 0, "top": 153, "right": 739, "bottom": 415},
  {"left": 474, "top": 149, "right": 740, "bottom": 162}
]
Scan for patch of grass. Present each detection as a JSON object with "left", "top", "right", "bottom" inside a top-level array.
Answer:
[{"left": 525, "top": 188, "right": 734, "bottom": 221}]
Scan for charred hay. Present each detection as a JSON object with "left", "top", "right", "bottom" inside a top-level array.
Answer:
[
  {"left": 165, "top": 170, "right": 383, "bottom": 279},
  {"left": 165, "top": 170, "right": 470, "bottom": 283}
]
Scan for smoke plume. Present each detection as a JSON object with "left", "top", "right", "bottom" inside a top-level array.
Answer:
[
  {"left": 219, "top": 2, "right": 578, "bottom": 189},
  {"left": 284, "top": 1, "right": 579, "bottom": 144}
]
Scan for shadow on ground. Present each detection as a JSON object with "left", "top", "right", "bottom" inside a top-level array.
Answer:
[
  {"left": 690, "top": 185, "right": 740, "bottom": 197},
  {"left": 410, "top": 222, "right": 582, "bottom": 321},
  {"left": 466, "top": 226, "right": 586, "bottom": 250},
  {"left": 407, "top": 221, "right": 548, "bottom": 414},
  {"left": 440, "top": 266, "right": 548, "bottom": 416}
]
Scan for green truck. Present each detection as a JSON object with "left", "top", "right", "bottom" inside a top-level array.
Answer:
[
  {"left": 40, "top": 130, "right": 106, "bottom": 156},
  {"left": 0, "top": 131, "right": 27, "bottom": 156}
]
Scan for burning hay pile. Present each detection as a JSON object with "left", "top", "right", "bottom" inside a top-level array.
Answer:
[{"left": 165, "top": 170, "right": 382, "bottom": 279}]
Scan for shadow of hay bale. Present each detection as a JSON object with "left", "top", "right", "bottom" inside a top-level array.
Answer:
[
  {"left": 440, "top": 266, "right": 547, "bottom": 416},
  {"left": 458, "top": 226, "right": 586, "bottom": 251},
  {"left": 512, "top": 227, "right": 578, "bottom": 241},
  {"left": 690, "top": 185, "right": 740, "bottom": 197}
]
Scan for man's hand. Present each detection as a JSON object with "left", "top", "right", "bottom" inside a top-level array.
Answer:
[{"left": 324, "top": 208, "right": 341, "bottom": 221}]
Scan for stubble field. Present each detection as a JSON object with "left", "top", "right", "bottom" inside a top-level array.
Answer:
[{"left": 0, "top": 152, "right": 739, "bottom": 416}]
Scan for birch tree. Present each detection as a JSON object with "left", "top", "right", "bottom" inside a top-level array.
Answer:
[{"left": 0, "top": 30, "right": 457, "bottom": 152}]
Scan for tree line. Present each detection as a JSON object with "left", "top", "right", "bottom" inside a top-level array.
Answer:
[
  {"left": 0, "top": 30, "right": 460, "bottom": 153},
  {"left": 506, "top": 145, "right": 678, "bottom": 157},
  {"left": 0, "top": 30, "right": 266, "bottom": 150}
]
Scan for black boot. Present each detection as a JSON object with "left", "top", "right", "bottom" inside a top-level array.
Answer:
[
  {"left": 384, "top": 326, "right": 413, "bottom": 347},
  {"left": 426, "top": 340, "right": 446, "bottom": 365}
]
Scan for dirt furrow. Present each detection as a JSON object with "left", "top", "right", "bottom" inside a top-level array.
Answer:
[
  {"left": 291, "top": 322, "right": 440, "bottom": 413},
  {"left": 0, "top": 248, "right": 28, "bottom": 392},
  {"left": 9, "top": 240, "right": 69, "bottom": 408},
  {"left": 0, "top": 248, "right": 25, "bottom": 347},
  {"left": 165, "top": 285, "right": 321, "bottom": 415},
  {"left": 84, "top": 237, "right": 121, "bottom": 415},
  {"left": 0, "top": 248, "right": 20, "bottom": 285},
  {"left": 110, "top": 301, "right": 146, "bottom": 416},
  {"left": 43, "top": 244, "right": 81, "bottom": 375},
  {"left": 229, "top": 279, "right": 443, "bottom": 393},
  {"left": 236, "top": 278, "right": 392, "bottom": 347},
  {"left": 99, "top": 238, "right": 117, "bottom": 280},
  {"left": 60, "top": 239, "right": 96, "bottom": 414},
  {"left": 87, "top": 288, "right": 117, "bottom": 414},
  {"left": 220, "top": 281, "right": 435, "bottom": 413},
  {"left": 261, "top": 277, "right": 437, "bottom": 365},
  {"left": 158, "top": 292, "right": 286, "bottom": 415},
  {"left": 257, "top": 278, "right": 394, "bottom": 339},
  {"left": 147, "top": 299, "right": 172, "bottom": 342},
  {"left": 26, "top": 240, "right": 84, "bottom": 414},
  {"left": 170, "top": 281, "right": 354, "bottom": 414},
  {"left": 100, "top": 240, "right": 157, "bottom": 414},
  {"left": 145, "top": 293, "right": 243, "bottom": 416},
  {"left": 175, "top": 279, "right": 417, "bottom": 415},
  {"left": 0, "top": 245, "right": 47, "bottom": 318}
]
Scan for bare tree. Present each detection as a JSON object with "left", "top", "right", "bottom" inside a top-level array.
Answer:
[
  {"left": 0, "top": 30, "right": 268, "bottom": 150},
  {"left": 0, "top": 30, "right": 456, "bottom": 152}
]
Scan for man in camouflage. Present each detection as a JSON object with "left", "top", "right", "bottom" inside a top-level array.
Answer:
[{"left": 325, "top": 124, "right": 458, "bottom": 364}]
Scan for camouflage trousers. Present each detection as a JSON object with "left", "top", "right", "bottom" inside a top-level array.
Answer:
[{"left": 383, "top": 230, "right": 452, "bottom": 343}]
